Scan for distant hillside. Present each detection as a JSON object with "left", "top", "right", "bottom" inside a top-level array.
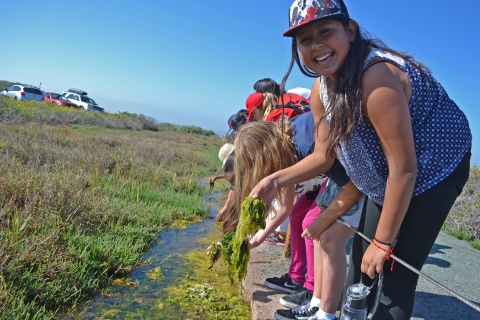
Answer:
[{"left": 0, "top": 80, "right": 16, "bottom": 89}]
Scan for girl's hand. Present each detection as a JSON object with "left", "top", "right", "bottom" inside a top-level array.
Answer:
[
  {"left": 247, "top": 232, "right": 263, "bottom": 249},
  {"left": 361, "top": 242, "right": 391, "bottom": 279},
  {"left": 206, "top": 244, "right": 222, "bottom": 262},
  {"left": 250, "top": 177, "right": 278, "bottom": 208},
  {"left": 216, "top": 206, "right": 227, "bottom": 221},
  {"left": 301, "top": 218, "right": 322, "bottom": 241}
]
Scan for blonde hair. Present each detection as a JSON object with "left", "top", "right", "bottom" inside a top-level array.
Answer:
[
  {"left": 262, "top": 92, "right": 278, "bottom": 120},
  {"left": 234, "top": 121, "right": 298, "bottom": 215}
]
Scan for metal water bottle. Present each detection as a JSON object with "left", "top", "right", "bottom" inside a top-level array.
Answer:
[{"left": 340, "top": 275, "right": 377, "bottom": 320}]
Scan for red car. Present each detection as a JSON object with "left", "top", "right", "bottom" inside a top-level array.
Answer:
[{"left": 43, "top": 92, "right": 78, "bottom": 107}]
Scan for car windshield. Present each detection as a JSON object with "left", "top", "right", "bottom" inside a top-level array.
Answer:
[
  {"left": 59, "top": 96, "right": 69, "bottom": 101},
  {"left": 24, "top": 87, "right": 43, "bottom": 94},
  {"left": 51, "top": 93, "right": 61, "bottom": 99},
  {"left": 81, "top": 96, "right": 97, "bottom": 105}
]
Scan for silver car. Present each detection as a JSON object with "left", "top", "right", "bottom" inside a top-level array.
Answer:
[{"left": 1, "top": 84, "right": 44, "bottom": 102}]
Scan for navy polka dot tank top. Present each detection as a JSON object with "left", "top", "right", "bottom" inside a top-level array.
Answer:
[{"left": 320, "top": 48, "right": 472, "bottom": 205}]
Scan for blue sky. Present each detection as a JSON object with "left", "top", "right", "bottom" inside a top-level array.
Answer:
[{"left": 1, "top": 0, "right": 479, "bottom": 163}]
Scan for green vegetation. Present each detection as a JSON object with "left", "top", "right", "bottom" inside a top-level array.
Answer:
[
  {"left": 0, "top": 95, "right": 159, "bottom": 131},
  {"left": 158, "top": 122, "right": 216, "bottom": 136},
  {"left": 444, "top": 166, "right": 480, "bottom": 250},
  {"left": 0, "top": 97, "right": 224, "bottom": 318},
  {"left": 164, "top": 231, "right": 250, "bottom": 320},
  {"left": 166, "top": 279, "right": 250, "bottom": 320},
  {"left": 229, "top": 197, "right": 266, "bottom": 282},
  {"left": 0, "top": 80, "right": 16, "bottom": 90}
]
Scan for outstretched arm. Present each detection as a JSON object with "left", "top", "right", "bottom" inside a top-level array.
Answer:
[
  {"left": 209, "top": 174, "right": 225, "bottom": 183},
  {"left": 251, "top": 78, "right": 334, "bottom": 205}
]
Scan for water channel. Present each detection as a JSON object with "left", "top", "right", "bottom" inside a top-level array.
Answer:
[{"left": 75, "top": 189, "right": 248, "bottom": 319}]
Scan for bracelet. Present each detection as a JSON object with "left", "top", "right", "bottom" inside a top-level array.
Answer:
[
  {"left": 374, "top": 237, "right": 392, "bottom": 246},
  {"left": 372, "top": 238, "right": 395, "bottom": 271}
]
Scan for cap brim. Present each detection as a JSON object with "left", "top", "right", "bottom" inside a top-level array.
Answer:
[{"left": 283, "top": 13, "right": 346, "bottom": 37}]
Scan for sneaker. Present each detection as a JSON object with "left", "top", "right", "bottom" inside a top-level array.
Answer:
[
  {"left": 274, "top": 301, "right": 310, "bottom": 320},
  {"left": 264, "top": 231, "right": 286, "bottom": 246},
  {"left": 294, "top": 305, "right": 320, "bottom": 320},
  {"left": 304, "top": 314, "right": 334, "bottom": 320},
  {"left": 280, "top": 287, "right": 313, "bottom": 308},
  {"left": 264, "top": 273, "right": 302, "bottom": 293}
]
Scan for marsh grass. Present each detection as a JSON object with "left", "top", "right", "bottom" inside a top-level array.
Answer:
[{"left": 0, "top": 116, "right": 223, "bottom": 318}]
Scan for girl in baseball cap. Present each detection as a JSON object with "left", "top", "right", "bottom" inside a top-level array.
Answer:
[{"left": 252, "top": 0, "right": 472, "bottom": 319}]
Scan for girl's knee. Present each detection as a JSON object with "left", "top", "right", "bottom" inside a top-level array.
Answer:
[{"left": 319, "top": 228, "right": 338, "bottom": 252}]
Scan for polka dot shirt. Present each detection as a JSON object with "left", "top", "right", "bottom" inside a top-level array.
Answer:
[{"left": 320, "top": 48, "right": 472, "bottom": 205}]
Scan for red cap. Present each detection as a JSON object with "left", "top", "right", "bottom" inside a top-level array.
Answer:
[{"left": 246, "top": 92, "right": 265, "bottom": 122}]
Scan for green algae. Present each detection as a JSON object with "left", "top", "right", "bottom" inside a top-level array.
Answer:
[
  {"left": 146, "top": 267, "right": 163, "bottom": 280},
  {"left": 166, "top": 277, "right": 250, "bottom": 320},
  {"left": 171, "top": 217, "right": 203, "bottom": 230},
  {"left": 229, "top": 197, "right": 266, "bottom": 282},
  {"left": 160, "top": 229, "right": 250, "bottom": 320},
  {"left": 237, "top": 197, "right": 267, "bottom": 239}
]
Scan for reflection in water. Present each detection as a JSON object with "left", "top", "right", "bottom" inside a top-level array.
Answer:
[{"left": 76, "top": 191, "right": 247, "bottom": 319}]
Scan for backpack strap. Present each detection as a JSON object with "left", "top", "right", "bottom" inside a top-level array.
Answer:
[{"left": 276, "top": 103, "right": 305, "bottom": 115}]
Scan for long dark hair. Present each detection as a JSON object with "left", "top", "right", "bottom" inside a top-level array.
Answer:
[{"left": 280, "top": 17, "right": 429, "bottom": 159}]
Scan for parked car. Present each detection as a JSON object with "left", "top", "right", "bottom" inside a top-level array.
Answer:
[
  {"left": 43, "top": 92, "right": 78, "bottom": 107},
  {"left": 1, "top": 84, "right": 44, "bottom": 102},
  {"left": 61, "top": 88, "right": 104, "bottom": 112}
]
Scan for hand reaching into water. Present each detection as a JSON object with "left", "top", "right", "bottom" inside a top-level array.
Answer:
[
  {"left": 206, "top": 243, "right": 222, "bottom": 266},
  {"left": 216, "top": 206, "right": 227, "bottom": 221}
]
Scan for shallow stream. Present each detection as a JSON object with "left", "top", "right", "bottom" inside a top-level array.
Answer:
[{"left": 76, "top": 189, "right": 246, "bottom": 319}]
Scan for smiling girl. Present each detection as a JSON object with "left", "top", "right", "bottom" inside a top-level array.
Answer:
[{"left": 251, "top": 0, "right": 472, "bottom": 319}]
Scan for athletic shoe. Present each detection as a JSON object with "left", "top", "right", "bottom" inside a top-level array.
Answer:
[
  {"left": 304, "top": 314, "right": 334, "bottom": 320},
  {"left": 274, "top": 300, "right": 310, "bottom": 320},
  {"left": 264, "top": 273, "right": 302, "bottom": 293},
  {"left": 280, "top": 287, "right": 313, "bottom": 308},
  {"left": 294, "top": 305, "right": 319, "bottom": 320},
  {"left": 264, "top": 231, "right": 286, "bottom": 246}
]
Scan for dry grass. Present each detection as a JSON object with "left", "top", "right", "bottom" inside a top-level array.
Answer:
[{"left": 444, "top": 166, "right": 480, "bottom": 249}]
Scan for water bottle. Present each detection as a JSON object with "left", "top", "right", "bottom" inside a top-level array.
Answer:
[{"left": 340, "top": 275, "right": 377, "bottom": 320}]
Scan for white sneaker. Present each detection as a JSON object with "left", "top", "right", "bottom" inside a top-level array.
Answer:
[{"left": 307, "top": 312, "right": 336, "bottom": 320}]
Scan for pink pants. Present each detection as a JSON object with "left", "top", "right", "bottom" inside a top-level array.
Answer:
[{"left": 288, "top": 181, "right": 327, "bottom": 292}]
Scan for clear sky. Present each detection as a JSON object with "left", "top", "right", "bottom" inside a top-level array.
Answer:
[{"left": 1, "top": 0, "right": 478, "bottom": 163}]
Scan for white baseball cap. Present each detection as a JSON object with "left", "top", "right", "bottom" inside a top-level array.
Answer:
[{"left": 218, "top": 143, "right": 235, "bottom": 167}]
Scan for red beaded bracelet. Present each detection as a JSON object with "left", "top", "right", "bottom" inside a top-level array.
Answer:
[{"left": 372, "top": 238, "right": 395, "bottom": 271}]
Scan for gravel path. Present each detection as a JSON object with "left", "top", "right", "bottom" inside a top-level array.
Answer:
[{"left": 243, "top": 231, "right": 480, "bottom": 320}]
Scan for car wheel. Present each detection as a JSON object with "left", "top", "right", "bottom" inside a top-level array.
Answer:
[{"left": 13, "top": 96, "right": 17, "bottom": 100}]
